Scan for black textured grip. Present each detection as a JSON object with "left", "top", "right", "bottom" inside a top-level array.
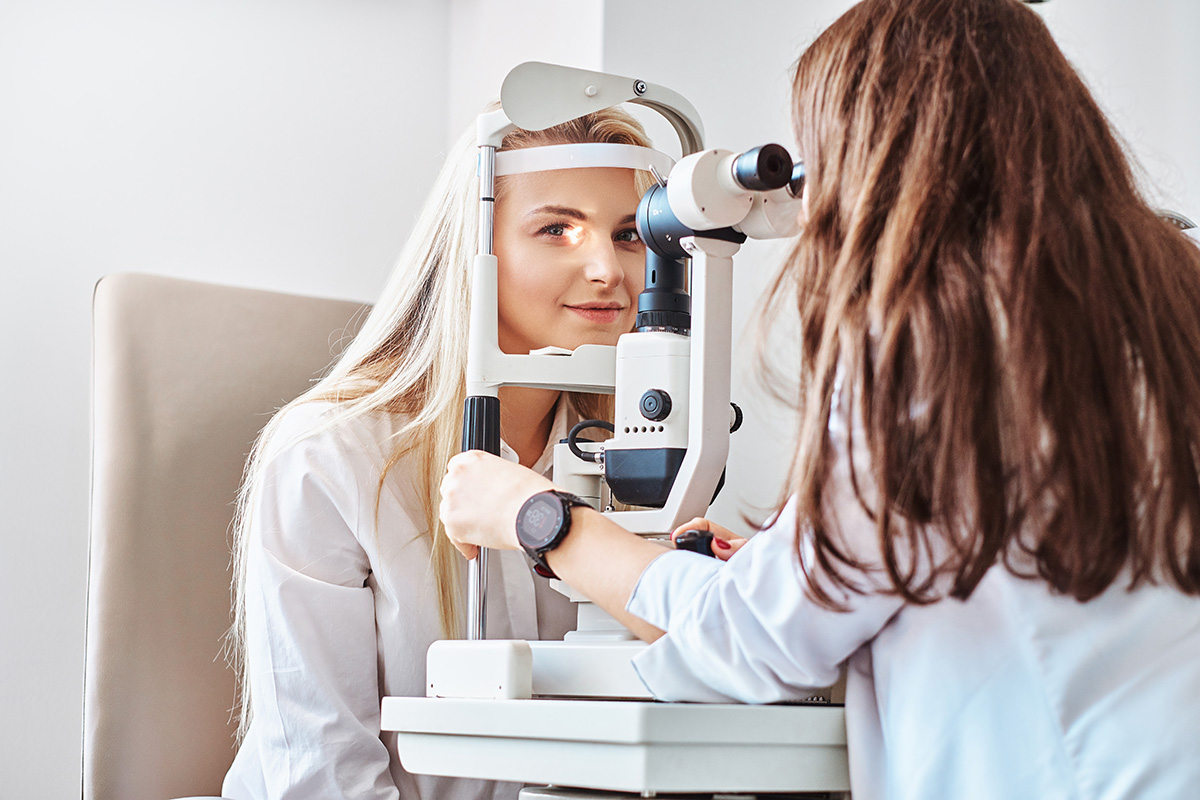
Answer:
[
  {"left": 462, "top": 395, "right": 501, "bottom": 455},
  {"left": 635, "top": 249, "right": 691, "bottom": 332},
  {"left": 674, "top": 529, "right": 716, "bottom": 558}
]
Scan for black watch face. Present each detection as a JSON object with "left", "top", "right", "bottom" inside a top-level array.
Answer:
[{"left": 521, "top": 493, "right": 566, "bottom": 550}]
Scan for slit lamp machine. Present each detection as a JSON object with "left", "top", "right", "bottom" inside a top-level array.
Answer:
[{"left": 382, "top": 62, "right": 850, "bottom": 799}]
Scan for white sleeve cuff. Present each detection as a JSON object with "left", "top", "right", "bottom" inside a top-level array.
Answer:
[
  {"left": 630, "top": 633, "right": 742, "bottom": 703},
  {"left": 625, "top": 549, "right": 722, "bottom": 631}
]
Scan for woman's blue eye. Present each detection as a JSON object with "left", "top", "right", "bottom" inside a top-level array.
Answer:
[
  {"left": 616, "top": 228, "right": 642, "bottom": 244},
  {"left": 539, "top": 223, "right": 570, "bottom": 237}
]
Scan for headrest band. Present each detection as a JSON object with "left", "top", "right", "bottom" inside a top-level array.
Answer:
[{"left": 493, "top": 143, "right": 674, "bottom": 177}]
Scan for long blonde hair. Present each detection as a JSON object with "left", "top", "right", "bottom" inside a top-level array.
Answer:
[{"left": 229, "top": 105, "right": 653, "bottom": 737}]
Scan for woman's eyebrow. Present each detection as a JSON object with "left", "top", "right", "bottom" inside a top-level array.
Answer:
[
  {"left": 525, "top": 207, "right": 638, "bottom": 227},
  {"left": 527, "top": 205, "right": 588, "bottom": 221}
]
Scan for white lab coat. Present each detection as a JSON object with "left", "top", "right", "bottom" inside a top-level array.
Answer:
[
  {"left": 223, "top": 401, "right": 577, "bottom": 800},
  {"left": 627, "top": 376, "right": 1200, "bottom": 800}
]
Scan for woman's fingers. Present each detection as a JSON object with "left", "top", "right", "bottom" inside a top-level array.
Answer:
[
  {"left": 450, "top": 540, "right": 480, "bottom": 561},
  {"left": 710, "top": 534, "right": 749, "bottom": 562},
  {"left": 670, "top": 517, "right": 747, "bottom": 561},
  {"left": 439, "top": 450, "right": 555, "bottom": 555},
  {"left": 670, "top": 517, "right": 736, "bottom": 541},
  {"left": 670, "top": 517, "right": 711, "bottom": 540}
]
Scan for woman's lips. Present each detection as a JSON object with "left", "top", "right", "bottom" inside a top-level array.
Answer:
[{"left": 566, "top": 305, "right": 624, "bottom": 324}]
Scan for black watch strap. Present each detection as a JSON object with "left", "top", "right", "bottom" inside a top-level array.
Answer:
[{"left": 516, "top": 490, "right": 590, "bottom": 580}]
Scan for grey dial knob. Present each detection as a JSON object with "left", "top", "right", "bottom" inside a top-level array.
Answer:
[{"left": 639, "top": 389, "right": 672, "bottom": 422}]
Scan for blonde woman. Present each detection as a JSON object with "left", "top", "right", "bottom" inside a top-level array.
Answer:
[{"left": 222, "top": 107, "right": 656, "bottom": 800}]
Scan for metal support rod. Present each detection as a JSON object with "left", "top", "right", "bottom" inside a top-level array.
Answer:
[
  {"left": 478, "top": 145, "right": 496, "bottom": 257},
  {"left": 466, "top": 552, "right": 488, "bottom": 640},
  {"left": 466, "top": 144, "right": 498, "bottom": 641}
]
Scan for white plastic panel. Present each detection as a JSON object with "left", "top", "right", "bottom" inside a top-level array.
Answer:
[
  {"left": 383, "top": 697, "right": 849, "bottom": 794},
  {"left": 528, "top": 641, "right": 650, "bottom": 699},
  {"left": 426, "top": 640, "right": 532, "bottom": 700}
]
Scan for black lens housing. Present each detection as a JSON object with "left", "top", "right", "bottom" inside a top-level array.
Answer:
[
  {"left": 634, "top": 183, "right": 748, "bottom": 332},
  {"left": 732, "top": 143, "right": 793, "bottom": 191}
]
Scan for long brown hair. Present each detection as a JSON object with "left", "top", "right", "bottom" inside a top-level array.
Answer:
[{"left": 766, "top": 0, "right": 1200, "bottom": 607}]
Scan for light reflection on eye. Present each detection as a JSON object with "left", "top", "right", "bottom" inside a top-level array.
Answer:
[{"left": 538, "top": 222, "right": 585, "bottom": 245}]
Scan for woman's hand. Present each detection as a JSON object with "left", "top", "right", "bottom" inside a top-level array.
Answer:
[
  {"left": 439, "top": 450, "right": 555, "bottom": 560},
  {"left": 671, "top": 517, "right": 749, "bottom": 562}
]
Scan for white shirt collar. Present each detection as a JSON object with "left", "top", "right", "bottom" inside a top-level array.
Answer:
[{"left": 498, "top": 396, "right": 573, "bottom": 478}]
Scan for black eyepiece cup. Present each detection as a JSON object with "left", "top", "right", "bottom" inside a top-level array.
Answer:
[
  {"left": 732, "top": 143, "right": 793, "bottom": 191},
  {"left": 788, "top": 161, "right": 806, "bottom": 199}
]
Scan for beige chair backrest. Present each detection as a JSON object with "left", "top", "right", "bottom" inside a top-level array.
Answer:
[{"left": 86, "top": 273, "right": 369, "bottom": 800}]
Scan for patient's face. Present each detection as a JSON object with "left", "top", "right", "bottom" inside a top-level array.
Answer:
[{"left": 493, "top": 167, "right": 645, "bottom": 355}]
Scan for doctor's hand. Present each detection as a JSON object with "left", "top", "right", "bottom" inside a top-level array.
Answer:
[
  {"left": 671, "top": 517, "right": 749, "bottom": 562},
  {"left": 440, "top": 450, "right": 555, "bottom": 560}
]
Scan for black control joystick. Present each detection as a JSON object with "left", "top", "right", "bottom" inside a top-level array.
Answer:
[{"left": 674, "top": 529, "right": 716, "bottom": 558}]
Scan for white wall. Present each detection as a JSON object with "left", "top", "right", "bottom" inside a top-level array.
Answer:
[
  {"left": 1, "top": 0, "right": 1196, "bottom": 795},
  {"left": 0, "top": 1, "right": 450, "bottom": 795},
  {"left": 1039, "top": 0, "right": 1200, "bottom": 217},
  {"left": 447, "top": 0, "right": 604, "bottom": 139}
]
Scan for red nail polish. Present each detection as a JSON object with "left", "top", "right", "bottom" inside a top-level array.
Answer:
[{"left": 713, "top": 538, "right": 731, "bottom": 550}]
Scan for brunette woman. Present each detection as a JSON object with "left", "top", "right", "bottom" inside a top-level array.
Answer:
[{"left": 440, "top": 1, "right": 1200, "bottom": 798}]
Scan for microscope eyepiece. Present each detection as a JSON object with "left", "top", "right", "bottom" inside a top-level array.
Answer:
[
  {"left": 732, "top": 143, "right": 793, "bottom": 191},
  {"left": 788, "top": 161, "right": 806, "bottom": 199}
]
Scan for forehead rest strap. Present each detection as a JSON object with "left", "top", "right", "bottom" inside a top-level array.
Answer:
[{"left": 494, "top": 143, "right": 674, "bottom": 177}]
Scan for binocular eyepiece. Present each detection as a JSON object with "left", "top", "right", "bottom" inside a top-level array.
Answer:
[
  {"left": 635, "top": 142, "right": 801, "bottom": 257},
  {"left": 634, "top": 142, "right": 806, "bottom": 332},
  {"left": 731, "top": 143, "right": 792, "bottom": 192},
  {"left": 733, "top": 143, "right": 806, "bottom": 199}
]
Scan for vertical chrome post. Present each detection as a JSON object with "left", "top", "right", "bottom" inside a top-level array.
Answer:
[
  {"left": 478, "top": 145, "right": 496, "bottom": 257},
  {"left": 466, "top": 552, "right": 488, "bottom": 640},
  {"left": 466, "top": 144, "right": 497, "bottom": 642}
]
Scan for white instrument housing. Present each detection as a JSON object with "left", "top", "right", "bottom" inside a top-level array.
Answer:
[
  {"left": 739, "top": 184, "right": 805, "bottom": 239},
  {"left": 612, "top": 331, "right": 690, "bottom": 451},
  {"left": 667, "top": 148, "right": 756, "bottom": 230},
  {"left": 665, "top": 147, "right": 805, "bottom": 238}
]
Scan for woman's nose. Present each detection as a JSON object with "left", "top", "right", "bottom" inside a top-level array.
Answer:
[{"left": 583, "top": 240, "right": 626, "bottom": 287}]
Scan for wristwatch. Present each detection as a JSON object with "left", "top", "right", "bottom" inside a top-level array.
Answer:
[{"left": 515, "top": 489, "right": 591, "bottom": 579}]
